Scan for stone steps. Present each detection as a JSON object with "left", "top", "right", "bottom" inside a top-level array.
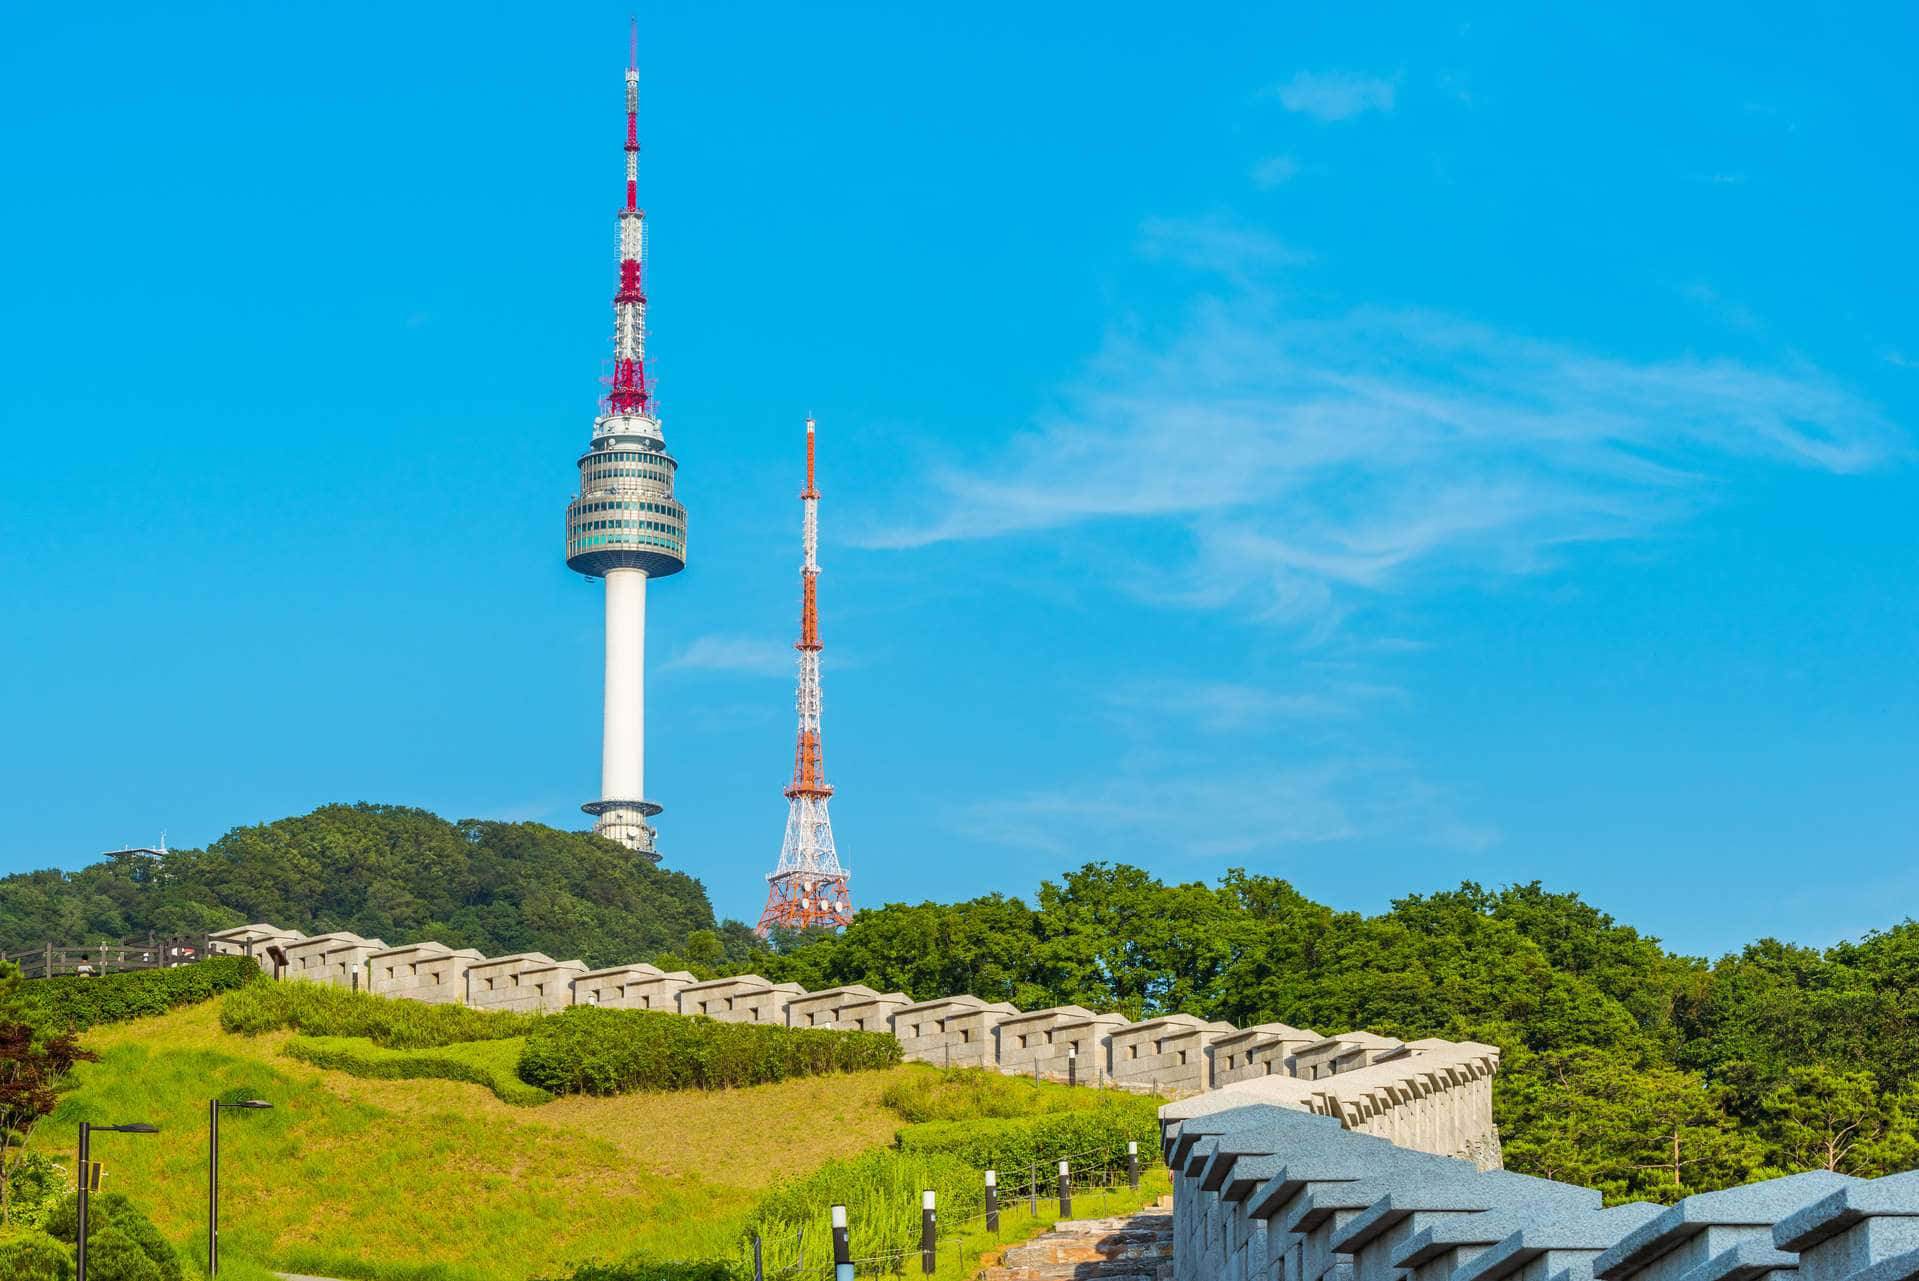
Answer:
[{"left": 979, "top": 1198, "right": 1174, "bottom": 1281}]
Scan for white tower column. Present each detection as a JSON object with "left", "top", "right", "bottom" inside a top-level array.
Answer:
[{"left": 602, "top": 567, "right": 647, "bottom": 800}]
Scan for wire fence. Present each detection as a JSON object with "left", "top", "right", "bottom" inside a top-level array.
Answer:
[{"left": 745, "top": 1146, "right": 1162, "bottom": 1281}]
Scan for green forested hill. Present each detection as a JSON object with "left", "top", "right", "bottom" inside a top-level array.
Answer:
[
  {"left": 0, "top": 803, "right": 756, "bottom": 967},
  {"left": 9, "top": 810, "right": 1917, "bottom": 1202},
  {"left": 736, "top": 865, "right": 1919, "bottom": 1203}
]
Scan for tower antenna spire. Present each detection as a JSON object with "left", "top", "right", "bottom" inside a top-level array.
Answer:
[{"left": 757, "top": 416, "right": 853, "bottom": 936}]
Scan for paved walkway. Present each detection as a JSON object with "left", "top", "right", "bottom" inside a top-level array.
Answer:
[{"left": 980, "top": 1197, "right": 1175, "bottom": 1281}]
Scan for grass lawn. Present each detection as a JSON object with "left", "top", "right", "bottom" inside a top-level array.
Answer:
[{"left": 31, "top": 1002, "right": 931, "bottom": 1281}]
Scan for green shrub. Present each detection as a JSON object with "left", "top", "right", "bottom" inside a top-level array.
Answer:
[
  {"left": 4, "top": 1151, "right": 69, "bottom": 1229},
  {"left": 0, "top": 1230, "right": 73, "bottom": 1281},
  {"left": 81, "top": 1230, "right": 162, "bottom": 1281},
  {"left": 881, "top": 1065, "right": 1109, "bottom": 1123},
  {"left": 282, "top": 1034, "right": 553, "bottom": 1105},
  {"left": 895, "top": 1095, "right": 1159, "bottom": 1180},
  {"left": 23, "top": 957, "right": 260, "bottom": 1031},
  {"left": 43, "top": 1193, "right": 180, "bottom": 1281},
  {"left": 535, "top": 1260, "right": 744, "bottom": 1281},
  {"left": 517, "top": 1006, "right": 901, "bottom": 1095},
  {"left": 219, "top": 980, "right": 539, "bottom": 1048},
  {"left": 744, "top": 1148, "right": 982, "bottom": 1266}
]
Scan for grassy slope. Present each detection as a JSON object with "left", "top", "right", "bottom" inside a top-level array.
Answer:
[{"left": 32, "top": 1003, "right": 926, "bottom": 1281}]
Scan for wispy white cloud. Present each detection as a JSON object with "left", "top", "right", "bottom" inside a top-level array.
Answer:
[
  {"left": 1251, "top": 154, "right": 1301, "bottom": 188},
  {"left": 1273, "top": 71, "right": 1397, "bottom": 122},
  {"left": 663, "top": 633, "right": 792, "bottom": 678},
  {"left": 1102, "top": 679, "right": 1402, "bottom": 733},
  {"left": 1138, "top": 214, "right": 1307, "bottom": 279},
  {"left": 859, "top": 218, "right": 1902, "bottom": 628},
  {"left": 967, "top": 759, "right": 1494, "bottom": 861}
]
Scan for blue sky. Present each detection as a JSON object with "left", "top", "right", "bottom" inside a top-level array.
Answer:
[{"left": 3, "top": 4, "right": 1914, "bottom": 958}]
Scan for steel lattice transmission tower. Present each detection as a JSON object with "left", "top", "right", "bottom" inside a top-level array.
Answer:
[
  {"left": 564, "top": 26, "right": 687, "bottom": 861},
  {"left": 756, "top": 418, "right": 853, "bottom": 935}
]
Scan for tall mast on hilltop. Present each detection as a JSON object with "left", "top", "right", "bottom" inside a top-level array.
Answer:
[
  {"left": 565, "top": 25, "right": 688, "bottom": 860},
  {"left": 756, "top": 417, "right": 853, "bottom": 936}
]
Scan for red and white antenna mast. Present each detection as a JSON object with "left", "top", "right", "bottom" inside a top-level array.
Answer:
[
  {"left": 607, "top": 18, "right": 649, "bottom": 418},
  {"left": 757, "top": 416, "right": 853, "bottom": 936}
]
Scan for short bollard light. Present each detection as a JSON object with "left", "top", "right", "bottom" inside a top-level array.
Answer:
[
  {"left": 984, "top": 1169, "right": 1000, "bottom": 1234},
  {"left": 1127, "top": 1140, "right": 1140, "bottom": 1190},
  {"left": 831, "top": 1204, "right": 852, "bottom": 1281},
  {"left": 1058, "top": 1159, "right": 1072, "bottom": 1218},
  {"left": 920, "top": 1189, "right": 937, "bottom": 1274}
]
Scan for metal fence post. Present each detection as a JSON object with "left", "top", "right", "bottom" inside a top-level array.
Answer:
[
  {"left": 1029, "top": 1162, "right": 1038, "bottom": 1215},
  {"left": 1127, "top": 1140, "right": 1140, "bottom": 1190},
  {"left": 920, "top": 1190, "right": 936, "bottom": 1275},
  {"left": 1058, "top": 1160, "right": 1071, "bottom": 1219},
  {"left": 832, "top": 1205, "right": 852, "bottom": 1281},
  {"left": 984, "top": 1169, "right": 999, "bottom": 1234}
]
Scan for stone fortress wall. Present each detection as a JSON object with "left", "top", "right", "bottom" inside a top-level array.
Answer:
[
  {"left": 207, "top": 923, "right": 1502, "bottom": 1166},
  {"left": 1161, "top": 1097, "right": 1919, "bottom": 1281}
]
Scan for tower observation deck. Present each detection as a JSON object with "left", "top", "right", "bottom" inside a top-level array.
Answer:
[{"left": 567, "top": 31, "right": 686, "bottom": 860}]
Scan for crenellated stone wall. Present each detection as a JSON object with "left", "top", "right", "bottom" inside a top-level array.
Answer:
[
  {"left": 206, "top": 922, "right": 1501, "bottom": 1156},
  {"left": 1161, "top": 1097, "right": 1919, "bottom": 1281}
]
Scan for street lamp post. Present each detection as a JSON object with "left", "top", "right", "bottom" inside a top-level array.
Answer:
[
  {"left": 209, "top": 1099, "right": 272, "bottom": 1277},
  {"left": 76, "top": 1121, "right": 158, "bottom": 1281}
]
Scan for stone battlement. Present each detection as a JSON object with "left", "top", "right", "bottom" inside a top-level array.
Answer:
[
  {"left": 1160, "top": 1099, "right": 1919, "bottom": 1281},
  {"left": 206, "top": 922, "right": 1500, "bottom": 1162}
]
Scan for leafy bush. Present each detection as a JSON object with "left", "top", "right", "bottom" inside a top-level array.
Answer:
[
  {"left": 0, "top": 1230, "right": 73, "bottom": 1281},
  {"left": 23, "top": 957, "right": 260, "bottom": 1031},
  {"left": 283, "top": 1034, "right": 553, "bottom": 1105},
  {"left": 881, "top": 1065, "right": 1107, "bottom": 1123},
  {"left": 43, "top": 1193, "right": 180, "bottom": 1281},
  {"left": 745, "top": 1148, "right": 982, "bottom": 1265},
  {"left": 517, "top": 1007, "right": 902, "bottom": 1095},
  {"left": 4, "top": 1152, "right": 69, "bottom": 1228},
  {"left": 895, "top": 1095, "right": 1159, "bottom": 1180},
  {"left": 534, "top": 1260, "right": 744, "bottom": 1281},
  {"left": 220, "top": 979, "right": 538, "bottom": 1048}
]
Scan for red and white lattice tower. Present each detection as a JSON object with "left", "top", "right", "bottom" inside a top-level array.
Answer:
[{"left": 756, "top": 418, "right": 853, "bottom": 936}]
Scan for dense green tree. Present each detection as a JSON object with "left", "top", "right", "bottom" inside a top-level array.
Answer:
[
  {"left": 1757, "top": 1065, "right": 1919, "bottom": 1176},
  {"left": 1498, "top": 1047, "right": 1761, "bottom": 1203},
  {"left": 0, "top": 805, "right": 733, "bottom": 969},
  {"left": 0, "top": 963, "right": 95, "bottom": 1225}
]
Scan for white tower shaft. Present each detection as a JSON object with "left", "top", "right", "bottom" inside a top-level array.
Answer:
[{"left": 601, "top": 567, "right": 647, "bottom": 800}]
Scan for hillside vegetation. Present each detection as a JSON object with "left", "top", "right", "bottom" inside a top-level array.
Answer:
[
  {"left": 28, "top": 1002, "right": 934, "bottom": 1281},
  {"left": 10, "top": 803, "right": 1918, "bottom": 1205},
  {"left": 743, "top": 865, "right": 1919, "bottom": 1202},
  {"left": 0, "top": 804, "right": 754, "bottom": 968},
  {"left": 26, "top": 996, "right": 1161, "bottom": 1281}
]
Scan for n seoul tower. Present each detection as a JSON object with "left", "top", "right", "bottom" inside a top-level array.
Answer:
[
  {"left": 756, "top": 418, "right": 853, "bottom": 935},
  {"left": 564, "top": 29, "right": 687, "bottom": 861}
]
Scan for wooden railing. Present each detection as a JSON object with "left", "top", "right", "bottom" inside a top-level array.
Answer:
[{"left": 3, "top": 934, "right": 218, "bottom": 979}]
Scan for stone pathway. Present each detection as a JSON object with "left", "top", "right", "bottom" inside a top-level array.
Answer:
[{"left": 979, "top": 1197, "right": 1174, "bottom": 1281}]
